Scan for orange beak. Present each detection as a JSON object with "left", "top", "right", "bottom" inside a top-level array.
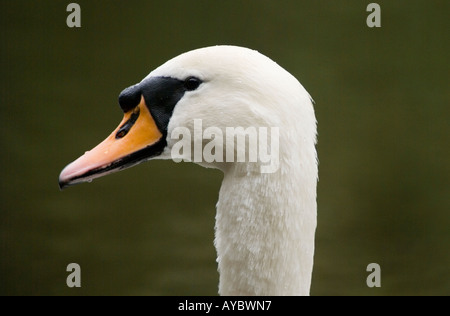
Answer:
[{"left": 59, "top": 96, "right": 164, "bottom": 189}]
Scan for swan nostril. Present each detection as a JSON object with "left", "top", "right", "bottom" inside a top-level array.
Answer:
[
  {"left": 116, "top": 130, "right": 127, "bottom": 139},
  {"left": 115, "top": 107, "right": 140, "bottom": 139}
]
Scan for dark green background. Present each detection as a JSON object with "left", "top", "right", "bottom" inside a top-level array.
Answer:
[{"left": 1, "top": 1, "right": 448, "bottom": 295}]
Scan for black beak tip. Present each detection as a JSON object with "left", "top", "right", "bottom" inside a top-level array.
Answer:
[
  {"left": 58, "top": 179, "right": 67, "bottom": 191},
  {"left": 58, "top": 174, "right": 71, "bottom": 191}
]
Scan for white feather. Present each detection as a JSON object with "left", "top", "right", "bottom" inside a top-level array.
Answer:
[{"left": 147, "top": 46, "right": 317, "bottom": 295}]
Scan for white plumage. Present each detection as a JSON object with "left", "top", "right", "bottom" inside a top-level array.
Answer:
[{"left": 150, "top": 46, "right": 318, "bottom": 295}]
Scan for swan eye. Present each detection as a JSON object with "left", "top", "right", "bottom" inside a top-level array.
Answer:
[{"left": 184, "top": 76, "right": 202, "bottom": 91}]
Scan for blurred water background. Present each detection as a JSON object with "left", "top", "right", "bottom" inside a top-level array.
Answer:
[{"left": 0, "top": 1, "right": 448, "bottom": 295}]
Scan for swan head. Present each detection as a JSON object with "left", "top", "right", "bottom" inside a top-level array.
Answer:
[{"left": 59, "top": 45, "right": 315, "bottom": 188}]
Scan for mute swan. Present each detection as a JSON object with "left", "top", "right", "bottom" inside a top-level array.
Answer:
[{"left": 59, "top": 46, "right": 318, "bottom": 296}]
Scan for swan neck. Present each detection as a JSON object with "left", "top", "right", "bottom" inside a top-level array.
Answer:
[{"left": 215, "top": 160, "right": 317, "bottom": 296}]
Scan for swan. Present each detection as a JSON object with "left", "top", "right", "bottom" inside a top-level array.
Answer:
[{"left": 59, "top": 45, "right": 318, "bottom": 296}]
